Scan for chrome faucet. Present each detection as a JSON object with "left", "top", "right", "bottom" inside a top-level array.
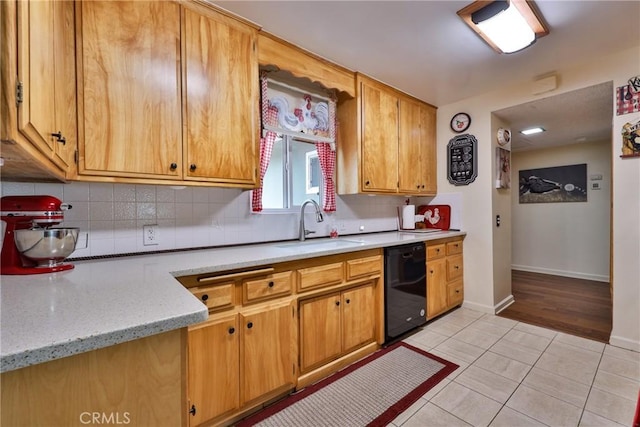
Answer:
[{"left": 299, "top": 199, "right": 324, "bottom": 241}]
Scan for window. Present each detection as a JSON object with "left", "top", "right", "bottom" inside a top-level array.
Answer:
[{"left": 260, "top": 134, "right": 322, "bottom": 211}]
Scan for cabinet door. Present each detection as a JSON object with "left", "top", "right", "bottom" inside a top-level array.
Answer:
[
  {"left": 427, "top": 257, "right": 448, "bottom": 319},
  {"left": 342, "top": 284, "right": 376, "bottom": 353},
  {"left": 299, "top": 293, "right": 342, "bottom": 372},
  {"left": 183, "top": 7, "right": 258, "bottom": 185},
  {"left": 398, "top": 98, "right": 423, "bottom": 193},
  {"left": 360, "top": 80, "right": 398, "bottom": 192},
  {"left": 16, "top": 0, "right": 74, "bottom": 170},
  {"left": 420, "top": 104, "right": 437, "bottom": 194},
  {"left": 78, "top": 1, "right": 182, "bottom": 178},
  {"left": 241, "top": 302, "right": 294, "bottom": 404},
  {"left": 188, "top": 315, "right": 239, "bottom": 426},
  {"left": 398, "top": 99, "right": 436, "bottom": 195}
]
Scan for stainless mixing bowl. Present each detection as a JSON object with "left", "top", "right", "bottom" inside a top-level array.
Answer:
[{"left": 14, "top": 228, "right": 80, "bottom": 267}]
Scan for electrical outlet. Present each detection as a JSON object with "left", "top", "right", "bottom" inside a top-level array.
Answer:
[{"left": 143, "top": 224, "right": 159, "bottom": 246}]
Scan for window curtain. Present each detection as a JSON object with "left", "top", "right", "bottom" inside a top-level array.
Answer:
[
  {"left": 252, "top": 72, "right": 278, "bottom": 212},
  {"left": 315, "top": 97, "right": 337, "bottom": 212}
]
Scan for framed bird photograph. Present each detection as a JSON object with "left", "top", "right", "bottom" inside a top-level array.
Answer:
[{"left": 519, "top": 164, "right": 587, "bottom": 203}]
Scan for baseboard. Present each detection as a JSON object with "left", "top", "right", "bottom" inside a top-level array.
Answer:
[
  {"left": 511, "top": 265, "right": 609, "bottom": 283},
  {"left": 494, "top": 295, "right": 515, "bottom": 314},
  {"left": 609, "top": 334, "right": 640, "bottom": 353},
  {"left": 461, "top": 301, "right": 495, "bottom": 314}
]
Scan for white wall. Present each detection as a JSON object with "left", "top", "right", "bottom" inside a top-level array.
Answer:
[
  {"left": 511, "top": 141, "right": 611, "bottom": 281},
  {"left": 437, "top": 46, "right": 640, "bottom": 351}
]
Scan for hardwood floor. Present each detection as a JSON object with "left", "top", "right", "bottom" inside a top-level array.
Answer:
[{"left": 498, "top": 270, "right": 612, "bottom": 343}]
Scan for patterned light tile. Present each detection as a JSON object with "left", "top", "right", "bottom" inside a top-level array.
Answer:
[
  {"left": 434, "top": 338, "right": 485, "bottom": 364},
  {"left": 592, "top": 370, "right": 640, "bottom": 400},
  {"left": 513, "top": 322, "right": 559, "bottom": 339},
  {"left": 521, "top": 367, "right": 591, "bottom": 407},
  {"left": 489, "top": 339, "right": 542, "bottom": 366},
  {"left": 391, "top": 397, "right": 428, "bottom": 426},
  {"left": 405, "top": 329, "right": 449, "bottom": 351},
  {"left": 506, "top": 385, "right": 582, "bottom": 427},
  {"left": 604, "top": 345, "right": 640, "bottom": 363},
  {"left": 478, "top": 314, "right": 518, "bottom": 329},
  {"left": 535, "top": 348, "right": 599, "bottom": 385},
  {"left": 431, "top": 382, "right": 502, "bottom": 427},
  {"left": 501, "top": 329, "right": 552, "bottom": 352},
  {"left": 454, "top": 365, "right": 519, "bottom": 403},
  {"left": 584, "top": 387, "right": 637, "bottom": 426},
  {"left": 598, "top": 352, "right": 640, "bottom": 381},
  {"left": 424, "top": 320, "right": 468, "bottom": 337},
  {"left": 554, "top": 332, "right": 606, "bottom": 353},
  {"left": 465, "top": 320, "right": 513, "bottom": 338},
  {"left": 474, "top": 351, "right": 532, "bottom": 383},
  {"left": 579, "top": 410, "right": 628, "bottom": 427},
  {"left": 489, "top": 407, "right": 546, "bottom": 427},
  {"left": 402, "top": 402, "right": 472, "bottom": 427},
  {"left": 452, "top": 328, "right": 502, "bottom": 350},
  {"left": 428, "top": 349, "right": 468, "bottom": 380}
]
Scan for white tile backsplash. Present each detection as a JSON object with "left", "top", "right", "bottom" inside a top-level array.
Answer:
[{"left": 2, "top": 181, "right": 462, "bottom": 258}]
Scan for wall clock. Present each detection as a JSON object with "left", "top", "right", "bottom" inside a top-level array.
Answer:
[{"left": 450, "top": 112, "right": 471, "bottom": 133}]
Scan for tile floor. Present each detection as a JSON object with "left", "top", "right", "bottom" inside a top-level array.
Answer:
[{"left": 391, "top": 308, "right": 640, "bottom": 427}]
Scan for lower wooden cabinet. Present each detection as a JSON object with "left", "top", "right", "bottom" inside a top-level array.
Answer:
[
  {"left": 187, "top": 301, "right": 295, "bottom": 426},
  {"left": 299, "top": 282, "right": 375, "bottom": 373},
  {"left": 426, "top": 237, "right": 465, "bottom": 320}
]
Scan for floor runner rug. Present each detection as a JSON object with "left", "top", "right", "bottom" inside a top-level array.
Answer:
[{"left": 237, "top": 342, "right": 459, "bottom": 427}]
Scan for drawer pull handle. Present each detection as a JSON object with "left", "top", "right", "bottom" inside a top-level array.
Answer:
[
  {"left": 268, "top": 281, "right": 274, "bottom": 288},
  {"left": 228, "top": 327, "right": 235, "bottom": 334},
  {"left": 190, "top": 164, "right": 197, "bottom": 171},
  {"left": 436, "top": 248, "right": 440, "bottom": 252},
  {"left": 201, "top": 294, "right": 209, "bottom": 301},
  {"left": 197, "top": 267, "right": 275, "bottom": 283},
  {"left": 247, "top": 322, "right": 253, "bottom": 329}
]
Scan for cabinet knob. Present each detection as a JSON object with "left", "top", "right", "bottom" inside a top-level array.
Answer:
[
  {"left": 421, "top": 185, "right": 425, "bottom": 189},
  {"left": 365, "top": 180, "right": 370, "bottom": 187},
  {"left": 170, "top": 163, "right": 177, "bottom": 171},
  {"left": 416, "top": 184, "right": 420, "bottom": 189},
  {"left": 455, "top": 265, "right": 459, "bottom": 269},
  {"left": 247, "top": 322, "right": 253, "bottom": 329},
  {"left": 345, "top": 299, "right": 350, "bottom": 304},
  {"left": 436, "top": 248, "right": 440, "bottom": 253},
  {"left": 335, "top": 301, "right": 340, "bottom": 306},
  {"left": 268, "top": 281, "right": 274, "bottom": 288},
  {"left": 228, "top": 327, "right": 235, "bottom": 334},
  {"left": 51, "top": 131, "right": 66, "bottom": 145},
  {"left": 201, "top": 294, "right": 208, "bottom": 302},
  {"left": 429, "top": 269, "right": 434, "bottom": 274},
  {"left": 190, "top": 164, "right": 197, "bottom": 171},
  {"left": 456, "top": 290, "right": 460, "bottom": 294},
  {"left": 189, "top": 405, "right": 196, "bottom": 416}
]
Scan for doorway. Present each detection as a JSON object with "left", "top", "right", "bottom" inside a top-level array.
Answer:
[{"left": 493, "top": 82, "right": 614, "bottom": 342}]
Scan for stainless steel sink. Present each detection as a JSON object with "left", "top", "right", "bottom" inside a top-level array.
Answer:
[{"left": 275, "top": 239, "right": 365, "bottom": 250}]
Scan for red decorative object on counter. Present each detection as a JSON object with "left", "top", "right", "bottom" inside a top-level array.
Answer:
[{"left": 417, "top": 205, "right": 451, "bottom": 230}]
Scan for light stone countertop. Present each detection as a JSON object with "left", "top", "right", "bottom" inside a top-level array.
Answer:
[{"left": 0, "top": 230, "right": 464, "bottom": 373}]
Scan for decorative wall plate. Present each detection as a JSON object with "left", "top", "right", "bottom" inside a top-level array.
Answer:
[
  {"left": 497, "top": 127, "right": 511, "bottom": 146},
  {"left": 450, "top": 112, "right": 471, "bottom": 133}
]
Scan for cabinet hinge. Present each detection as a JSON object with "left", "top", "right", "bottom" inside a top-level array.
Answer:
[{"left": 16, "top": 81, "right": 23, "bottom": 105}]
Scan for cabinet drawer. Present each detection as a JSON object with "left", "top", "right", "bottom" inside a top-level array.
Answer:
[
  {"left": 446, "top": 255, "right": 464, "bottom": 281},
  {"left": 427, "top": 244, "right": 446, "bottom": 260},
  {"left": 448, "top": 280, "right": 464, "bottom": 307},
  {"left": 190, "top": 283, "right": 234, "bottom": 311},
  {"left": 446, "top": 240, "right": 463, "bottom": 256},
  {"left": 243, "top": 271, "right": 293, "bottom": 303},
  {"left": 346, "top": 255, "right": 382, "bottom": 280},
  {"left": 297, "top": 262, "right": 344, "bottom": 291}
]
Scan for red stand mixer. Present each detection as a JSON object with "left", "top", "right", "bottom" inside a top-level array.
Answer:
[{"left": 1, "top": 195, "right": 79, "bottom": 275}]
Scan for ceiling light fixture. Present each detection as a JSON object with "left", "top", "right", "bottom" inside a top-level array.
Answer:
[
  {"left": 521, "top": 127, "right": 545, "bottom": 135},
  {"left": 457, "top": 0, "right": 549, "bottom": 54}
]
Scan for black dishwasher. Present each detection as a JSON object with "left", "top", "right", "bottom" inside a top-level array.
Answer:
[{"left": 384, "top": 242, "right": 427, "bottom": 342}]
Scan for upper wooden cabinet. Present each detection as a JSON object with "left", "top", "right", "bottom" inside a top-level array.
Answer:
[
  {"left": 76, "top": 1, "right": 182, "bottom": 179},
  {"left": 183, "top": 6, "right": 258, "bottom": 185},
  {"left": 74, "top": 1, "right": 258, "bottom": 187},
  {"left": 1, "top": 0, "right": 76, "bottom": 181},
  {"left": 337, "top": 73, "right": 437, "bottom": 195}
]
